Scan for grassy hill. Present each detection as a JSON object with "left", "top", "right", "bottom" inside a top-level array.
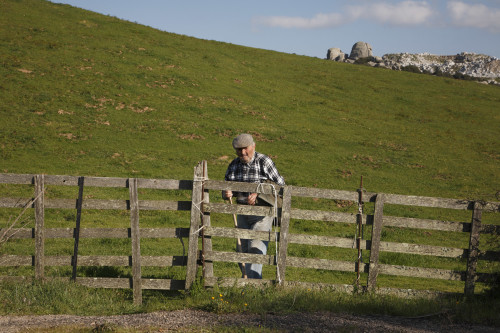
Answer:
[{"left": 1, "top": 0, "right": 499, "bottom": 201}]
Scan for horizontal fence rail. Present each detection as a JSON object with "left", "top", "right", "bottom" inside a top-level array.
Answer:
[{"left": 1, "top": 164, "right": 499, "bottom": 304}]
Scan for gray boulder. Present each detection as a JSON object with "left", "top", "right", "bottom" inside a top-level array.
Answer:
[
  {"left": 349, "top": 41, "right": 373, "bottom": 60},
  {"left": 327, "top": 48, "right": 348, "bottom": 61}
]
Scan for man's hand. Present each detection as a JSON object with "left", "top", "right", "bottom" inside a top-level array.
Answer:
[
  {"left": 247, "top": 193, "right": 258, "bottom": 205},
  {"left": 223, "top": 190, "right": 233, "bottom": 200}
]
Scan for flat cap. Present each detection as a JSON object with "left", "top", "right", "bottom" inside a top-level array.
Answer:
[{"left": 232, "top": 133, "right": 254, "bottom": 149}]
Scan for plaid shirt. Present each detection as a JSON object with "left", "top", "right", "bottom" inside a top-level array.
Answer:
[{"left": 225, "top": 152, "right": 285, "bottom": 203}]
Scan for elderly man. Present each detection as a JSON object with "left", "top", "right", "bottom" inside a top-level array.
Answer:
[{"left": 223, "top": 133, "right": 285, "bottom": 279}]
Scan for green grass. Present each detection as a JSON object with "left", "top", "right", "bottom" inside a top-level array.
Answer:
[
  {"left": 1, "top": 279, "right": 499, "bottom": 328},
  {"left": 1, "top": 0, "right": 499, "bottom": 201},
  {"left": 0, "top": 0, "right": 499, "bottom": 325}
]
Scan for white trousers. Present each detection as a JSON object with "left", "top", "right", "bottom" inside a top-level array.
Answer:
[{"left": 236, "top": 214, "right": 273, "bottom": 279}]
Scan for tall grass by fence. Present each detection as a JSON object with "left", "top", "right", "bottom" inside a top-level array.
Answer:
[{"left": 1, "top": 161, "right": 499, "bottom": 304}]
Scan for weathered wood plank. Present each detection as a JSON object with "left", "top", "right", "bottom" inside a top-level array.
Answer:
[
  {"left": 46, "top": 176, "right": 193, "bottom": 190},
  {"left": 204, "top": 251, "right": 276, "bottom": 266},
  {"left": 378, "top": 264, "right": 464, "bottom": 280},
  {"left": 465, "top": 202, "right": 482, "bottom": 297},
  {"left": 0, "top": 197, "right": 35, "bottom": 208},
  {"left": 0, "top": 173, "right": 34, "bottom": 184},
  {"left": 286, "top": 256, "right": 357, "bottom": 272},
  {"left": 204, "top": 202, "right": 273, "bottom": 217},
  {"left": 34, "top": 175, "right": 44, "bottom": 280},
  {"left": 0, "top": 228, "right": 33, "bottom": 239},
  {"left": 382, "top": 215, "right": 469, "bottom": 232},
  {"left": 290, "top": 209, "right": 357, "bottom": 223},
  {"left": 45, "top": 198, "right": 127, "bottom": 210},
  {"left": 288, "top": 234, "right": 361, "bottom": 249},
  {"left": 0, "top": 255, "right": 33, "bottom": 266},
  {"left": 137, "top": 178, "right": 192, "bottom": 190},
  {"left": 379, "top": 241, "right": 465, "bottom": 258},
  {"left": 289, "top": 186, "right": 358, "bottom": 201},
  {"left": 382, "top": 193, "right": 471, "bottom": 210},
  {"left": 42, "top": 175, "right": 80, "bottom": 186},
  {"left": 0, "top": 227, "right": 191, "bottom": 239},
  {"left": 203, "top": 226, "right": 277, "bottom": 242},
  {"left": 47, "top": 228, "right": 129, "bottom": 238},
  {"left": 43, "top": 175, "right": 128, "bottom": 187},
  {"left": 61, "top": 256, "right": 129, "bottom": 266},
  {"left": 129, "top": 178, "right": 142, "bottom": 305},
  {"left": 0, "top": 255, "right": 187, "bottom": 267},
  {"left": 367, "top": 194, "right": 384, "bottom": 291},
  {"left": 0, "top": 198, "right": 191, "bottom": 211}
]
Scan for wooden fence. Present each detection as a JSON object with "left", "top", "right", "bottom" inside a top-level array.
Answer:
[{"left": 0, "top": 161, "right": 499, "bottom": 304}]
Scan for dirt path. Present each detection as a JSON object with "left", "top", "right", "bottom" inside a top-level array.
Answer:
[{"left": 1, "top": 310, "right": 499, "bottom": 332}]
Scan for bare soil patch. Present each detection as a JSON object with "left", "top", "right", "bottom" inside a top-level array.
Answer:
[{"left": 1, "top": 310, "right": 499, "bottom": 332}]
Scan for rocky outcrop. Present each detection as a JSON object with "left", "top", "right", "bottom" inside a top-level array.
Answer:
[
  {"left": 349, "top": 41, "right": 373, "bottom": 60},
  {"left": 326, "top": 48, "right": 347, "bottom": 62},
  {"left": 381, "top": 52, "right": 500, "bottom": 81},
  {"left": 326, "top": 42, "right": 500, "bottom": 85}
]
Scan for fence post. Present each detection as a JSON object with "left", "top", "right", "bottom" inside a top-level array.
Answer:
[
  {"left": 129, "top": 178, "right": 142, "bottom": 305},
  {"left": 186, "top": 161, "right": 205, "bottom": 290},
  {"left": 367, "top": 193, "right": 384, "bottom": 292},
  {"left": 355, "top": 177, "right": 364, "bottom": 289},
  {"left": 34, "top": 174, "right": 45, "bottom": 280},
  {"left": 72, "top": 176, "right": 84, "bottom": 281},
  {"left": 465, "top": 201, "right": 482, "bottom": 297},
  {"left": 201, "top": 162, "right": 213, "bottom": 281},
  {"left": 276, "top": 186, "right": 291, "bottom": 285}
]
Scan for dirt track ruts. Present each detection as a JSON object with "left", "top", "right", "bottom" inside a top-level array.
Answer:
[{"left": 1, "top": 310, "right": 500, "bottom": 332}]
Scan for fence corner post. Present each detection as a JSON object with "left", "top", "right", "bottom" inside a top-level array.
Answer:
[
  {"left": 276, "top": 185, "right": 291, "bottom": 285},
  {"left": 71, "top": 176, "right": 84, "bottom": 282},
  {"left": 367, "top": 193, "right": 384, "bottom": 292},
  {"left": 186, "top": 161, "right": 206, "bottom": 290},
  {"left": 34, "top": 174, "right": 45, "bottom": 281},
  {"left": 465, "top": 201, "right": 482, "bottom": 297},
  {"left": 129, "top": 177, "right": 142, "bottom": 305},
  {"left": 201, "top": 162, "right": 213, "bottom": 281}
]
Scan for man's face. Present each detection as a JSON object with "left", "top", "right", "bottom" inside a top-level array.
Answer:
[{"left": 236, "top": 144, "right": 255, "bottom": 163}]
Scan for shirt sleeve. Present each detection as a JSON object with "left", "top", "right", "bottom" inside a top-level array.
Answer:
[
  {"left": 262, "top": 156, "right": 285, "bottom": 186},
  {"left": 224, "top": 158, "right": 238, "bottom": 181}
]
